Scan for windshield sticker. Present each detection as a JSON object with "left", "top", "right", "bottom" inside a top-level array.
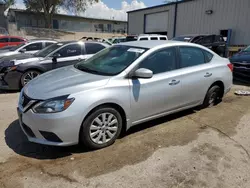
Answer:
[
  {"left": 184, "top": 37, "right": 191, "bottom": 40},
  {"left": 127, "top": 48, "right": 145, "bottom": 53}
]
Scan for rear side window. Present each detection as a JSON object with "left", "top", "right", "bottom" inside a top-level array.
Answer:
[
  {"left": 160, "top": 37, "right": 167, "bottom": 40},
  {"left": 85, "top": 43, "right": 105, "bottom": 54},
  {"left": 0, "top": 37, "right": 8, "bottom": 43},
  {"left": 150, "top": 37, "right": 158, "bottom": 40},
  {"left": 179, "top": 47, "right": 205, "bottom": 68},
  {"left": 203, "top": 50, "right": 214, "bottom": 63},
  {"left": 10, "top": 38, "right": 23, "bottom": 42},
  {"left": 139, "top": 38, "right": 148, "bottom": 41},
  {"left": 24, "top": 42, "right": 43, "bottom": 51}
]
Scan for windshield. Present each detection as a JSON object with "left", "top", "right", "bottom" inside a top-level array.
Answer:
[
  {"left": 243, "top": 46, "right": 250, "bottom": 52},
  {"left": 172, "top": 36, "right": 193, "bottom": 42},
  {"left": 34, "top": 43, "right": 61, "bottom": 57},
  {"left": 9, "top": 43, "right": 26, "bottom": 51},
  {"left": 75, "top": 45, "right": 148, "bottom": 76}
]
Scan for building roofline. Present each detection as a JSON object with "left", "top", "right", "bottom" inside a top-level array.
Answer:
[
  {"left": 127, "top": 0, "right": 194, "bottom": 13},
  {"left": 9, "top": 8, "right": 128, "bottom": 23}
]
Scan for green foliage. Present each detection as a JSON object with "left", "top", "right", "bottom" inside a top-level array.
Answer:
[
  {"left": 23, "top": 0, "right": 99, "bottom": 28},
  {"left": 0, "top": 0, "right": 15, "bottom": 10}
]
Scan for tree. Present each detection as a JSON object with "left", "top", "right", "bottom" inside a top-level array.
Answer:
[
  {"left": 0, "top": 0, "right": 15, "bottom": 11},
  {"left": 23, "top": 0, "right": 99, "bottom": 28}
]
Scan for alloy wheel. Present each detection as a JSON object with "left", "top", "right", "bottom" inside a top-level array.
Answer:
[{"left": 89, "top": 113, "right": 118, "bottom": 144}]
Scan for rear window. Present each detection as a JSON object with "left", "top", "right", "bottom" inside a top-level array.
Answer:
[
  {"left": 160, "top": 37, "right": 167, "bottom": 40},
  {"left": 126, "top": 36, "right": 138, "bottom": 42},
  {"left": 150, "top": 37, "right": 158, "bottom": 40},
  {"left": 10, "top": 38, "right": 24, "bottom": 42},
  {"left": 139, "top": 38, "right": 148, "bottom": 41},
  {"left": 0, "top": 37, "right": 8, "bottom": 43}
]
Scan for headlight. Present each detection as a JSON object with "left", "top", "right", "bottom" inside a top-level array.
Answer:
[{"left": 33, "top": 96, "right": 75, "bottom": 113}]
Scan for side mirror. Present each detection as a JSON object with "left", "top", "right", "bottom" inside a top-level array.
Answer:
[
  {"left": 19, "top": 49, "right": 26, "bottom": 53},
  {"left": 132, "top": 68, "right": 153, "bottom": 79},
  {"left": 52, "top": 53, "right": 61, "bottom": 63}
]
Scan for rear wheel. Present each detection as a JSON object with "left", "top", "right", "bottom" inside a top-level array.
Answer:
[
  {"left": 80, "top": 107, "right": 122, "bottom": 150},
  {"left": 201, "top": 85, "right": 222, "bottom": 108},
  {"left": 21, "top": 70, "right": 41, "bottom": 87}
]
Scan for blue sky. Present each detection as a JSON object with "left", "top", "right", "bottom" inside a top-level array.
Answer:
[
  {"left": 16, "top": 0, "right": 164, "bottom": 9},
  {"left": 14, "top": 0, "right": 165, "bottom": 21},
  {"left": 102, "top": 0, "right": 164, "bottom": 8}
]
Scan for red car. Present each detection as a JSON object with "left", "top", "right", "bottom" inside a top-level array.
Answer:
[{"left": 0, "top": 36, "right": 27, "bottom": 49}]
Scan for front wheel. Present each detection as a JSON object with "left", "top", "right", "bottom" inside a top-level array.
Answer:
[
  {"left": 21, "top": 70, "right": 41, "bottom": 87},
  {"left": 80, "top": 107, "right": 123, "bottom": 150}
]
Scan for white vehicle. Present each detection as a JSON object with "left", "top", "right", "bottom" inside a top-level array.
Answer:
[
  {"left": 126, "top": 34, "right": 168, "bottom": 42},
  {"left": 0, "top": 39, "right": 57, "bottom": 58}
]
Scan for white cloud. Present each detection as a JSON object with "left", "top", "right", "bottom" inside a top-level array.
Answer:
[{"left": 81, "top": 0, "right": 147, "bottom": 21}]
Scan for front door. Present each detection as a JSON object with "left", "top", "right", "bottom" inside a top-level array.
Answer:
[
  {"left": 52, "top": 43, "right": 83, "bottom": 69},
  {"left": 129, "top": 47, "right": 182, "bottom": 124}
]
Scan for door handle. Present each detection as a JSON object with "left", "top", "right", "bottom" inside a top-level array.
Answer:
[
  {"left": 169, "top": 80, "right": 180, "bottom": 86},
  {"left": 204, "top": 72, "right": 212, "bottom": 77}
]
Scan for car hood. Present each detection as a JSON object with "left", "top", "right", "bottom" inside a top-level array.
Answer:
[
  {"left": 230, "top": 52, "right": 250, "bottom": 63},
  {"left": 24, "top": 66, "right": 111, "bottom": 100},
  {"left": 0, "top": 51, "right": 18, "bottom": 58}
]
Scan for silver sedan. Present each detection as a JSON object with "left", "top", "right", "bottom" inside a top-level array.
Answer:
[{"left": 17, "top": 41, "right": 233, "bottom": 149}]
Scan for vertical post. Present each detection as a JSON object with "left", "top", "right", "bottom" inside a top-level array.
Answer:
[
  {"left": 226, "top": 29, "right": 232, "bottom": 57},
  {"left": 173, "top": 0, "right": 178, "bottom": 38}
]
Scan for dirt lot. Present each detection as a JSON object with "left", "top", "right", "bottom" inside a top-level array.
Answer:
[{"left": 1, "top": 85, "right": 250, "bottom": 188}]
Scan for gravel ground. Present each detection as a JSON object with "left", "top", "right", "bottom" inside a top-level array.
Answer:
[{"left": 1, "top": 85, "right": 250, "bottom": 188}]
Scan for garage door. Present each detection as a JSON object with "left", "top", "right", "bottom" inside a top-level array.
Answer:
[{"left": 145, "top": 11, "right": 169, "bottom": 33}]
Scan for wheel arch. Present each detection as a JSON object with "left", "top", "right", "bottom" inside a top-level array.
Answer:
[
  {"left": 209, "top": 80, "right": 225, "bottom": 98},
  {"left": 79, "top": 102, "right": 128, "bottom": 142}
]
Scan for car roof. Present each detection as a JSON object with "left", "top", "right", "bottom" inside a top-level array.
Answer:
[
  {"left": 117, "top": 40, "right": 205, "bottom": 49},
  {"left": 0, "top": 36, "right": 26, "bottom": 39}
]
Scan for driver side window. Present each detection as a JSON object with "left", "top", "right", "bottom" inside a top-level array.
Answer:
[
  {"left": 138, "top": 47, "right": 177, "bottom": 74},
  {"left": 55, "top": 44, "right": 82, "bottom": 57}
]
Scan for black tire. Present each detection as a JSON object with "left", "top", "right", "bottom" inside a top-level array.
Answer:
[
  {"left": 80, "top": 107, "right": 123, "bottom": 150},
  {"left": 201, "top": 85, "right": 222, "bottom": 109},
  {"left": 21, "top": 70, "right": 41, "bottom": 87}
]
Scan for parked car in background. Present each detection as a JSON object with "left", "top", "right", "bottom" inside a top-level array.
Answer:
[
  {"left": 0, "top": 39, "right": 57, "bottom": 58},
  {"left": 17, "top": 41, "right": 232, "bottom": 149},
  {"left": 0, "top": 36, "right": 27, "bottom": 49},
  {"left": 110, "top": 37, "right": 127, "bottom": 44},
  {"left": 230, "top": 45, "right": 250, "bottom": 82},
  {"left": 126, "top": 34, "right": 168, "bottom": 42},
  {"left": 172, "top": 34, "right": 226, "bottom": 57},
  {"left": 0, "top": 41, "right": 108, "bottom": 90}
]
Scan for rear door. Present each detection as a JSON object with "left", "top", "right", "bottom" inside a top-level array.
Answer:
[
  {"left": 177, "top": 46, "right": 215, "bottom": 107},
  {"left": 213, "top": 35, "right": 226, "bottom": 56},
  {"left": 0, "top": 37, "right": 9, "bottom": 48},
  {"left": 84, "top": 43, "right": 106, "bottom": 59}
]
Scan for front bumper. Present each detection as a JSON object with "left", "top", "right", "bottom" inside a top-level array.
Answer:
[
  {"left": 17, "top": 95, "right": 84, "bottom": 146},
  {"left": 0, "top": 71, "right": 22, "bottom": 90}
]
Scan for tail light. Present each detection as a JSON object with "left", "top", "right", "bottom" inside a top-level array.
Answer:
[{"left": 227, "top": 63, "right": 233, "bottom": 72}]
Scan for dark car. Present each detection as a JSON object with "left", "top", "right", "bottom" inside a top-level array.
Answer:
[
  {"left": 0, "top": 41, "right": 108, "bottom": 90},
  {"left": 172, "top": 34, "right": 226, "bottom": 57},
  {"left": 230, "top": 45, "right": 250, "bottom": 82}
]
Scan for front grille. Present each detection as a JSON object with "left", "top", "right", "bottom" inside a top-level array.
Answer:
[
  {"left": 39, "top": 131, "right": 63, "bottom": 143},
  {"left": 22, "top": 123, "right": 36, "bottom": 138}
]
